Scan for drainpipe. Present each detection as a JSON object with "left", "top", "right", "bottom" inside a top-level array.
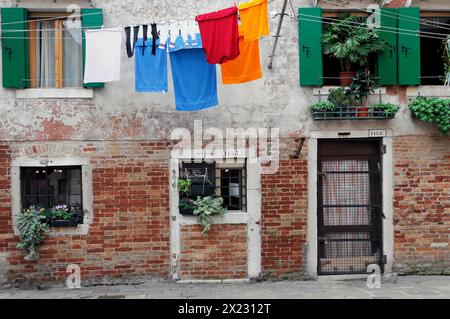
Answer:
[{"left": 268, "top": 0, "right": 289, "bottom": 69}]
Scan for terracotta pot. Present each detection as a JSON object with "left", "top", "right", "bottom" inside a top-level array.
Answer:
[
  {"left": 339, "top": 71, "right": 356, "bottom": 86},
  {"left": 358, "top": 107, "right": 369, "bottom": 118}
]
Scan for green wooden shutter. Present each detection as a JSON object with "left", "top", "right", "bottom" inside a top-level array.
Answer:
[
  {"left": 298, "top": 7, "right": 323, "bottom": 86},
  {"left": 1, "top": 8, "right": 29, "bottom": 89},
  {"left": 398, "top": 7, "right": 421, "bottom": 85},
  {"left": 377, "top": 8, "right": 398, "bottom": 85},
  {"left": 82, "top": 8, "right": 104, "bottom": 88}
]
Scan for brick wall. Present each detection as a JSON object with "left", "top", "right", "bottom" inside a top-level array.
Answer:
[
  {"left": 393, "top": 135, "right": 450, "bottom": 274},
  {"left": 0, "top": 143, "right": 12, "bottom": 283},
  {"left": 179, "top": 224, "right": 248, "bottom": 280},
  {"left": 260, "top": 140, "right": 308, "bottom": 278},
  {"left": 1, "top": 141, "right": 172, "bottom": 287}
]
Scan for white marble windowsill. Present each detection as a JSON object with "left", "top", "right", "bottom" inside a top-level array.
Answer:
[{"left": 16, "top": 88, "right": 94, "bottom": 99}]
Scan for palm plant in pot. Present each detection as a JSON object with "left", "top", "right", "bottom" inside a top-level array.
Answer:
[{"left": 322, "top": 14, "right": 385, "bottom": 86}]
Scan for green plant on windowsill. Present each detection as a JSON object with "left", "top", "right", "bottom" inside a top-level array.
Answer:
[
  {"left": 409, "top": 97, "right": 450, "bottom": 135},
  {"left": 328, "top": 88, "right": 352, "bottom": 107},
  {"left": 177, "top": 178, "right": 192, "bottom": 196},
  {"left": 371, "top": 103, "right": 400, "bottom": 118},
  {"left": 193, "top": 196, "right": 227, "bottom": 236},
  {"left": 310, "top": 101, "right": 336, "bottom": 112},
  {"left": 51, "top": 205, "right": 74, "bottom": 220},
  {"left": 16, "top": 207, "right": 50, "bottom": 261}
]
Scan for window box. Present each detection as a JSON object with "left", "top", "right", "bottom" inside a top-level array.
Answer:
[
  {"left": 312, "top": 105, "right": 396, "bottom": 120},
  {"left": 51, "top": 216, "right": 79, "bottom": 228}
]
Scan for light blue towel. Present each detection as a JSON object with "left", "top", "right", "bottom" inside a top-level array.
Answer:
[
  {"left": 135, "top": 38, "right": 168, "bottom": 93},
  {"left": 169, "top": 48, "right": 218, "bottom": 111}
]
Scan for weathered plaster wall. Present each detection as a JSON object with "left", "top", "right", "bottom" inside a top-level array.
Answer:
[{"left": 0, "top": 0, "right": 447, "bottom": 142}]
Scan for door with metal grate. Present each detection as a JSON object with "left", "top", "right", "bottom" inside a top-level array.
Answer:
[{"left": 318, "top": 139, "right": 384, "bottom": 275}]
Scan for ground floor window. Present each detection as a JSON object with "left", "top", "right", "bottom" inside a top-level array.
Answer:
[
  {"left": 179, "top": 161, "right": 247, "bottom": 211},
  {"left": 20, "top": 166, "right": 83, "bottom": 212}
]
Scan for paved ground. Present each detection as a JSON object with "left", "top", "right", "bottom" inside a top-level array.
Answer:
[{"left": 0, "top": 276, "right": 448, "bottom": 299}]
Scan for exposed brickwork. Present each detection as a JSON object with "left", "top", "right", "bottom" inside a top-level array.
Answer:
[
  {"left": 0, "top": 143, "right": 12, "bottom": 283},
  {"left": 1, "top": 141, "right": 172, "bottom": 286},
  {"left": 261, "top": 141, "right": 308, "bottom": 277},
  {"left": 393, "top": 135, "right": 450, "bottom": 274},
  {"left": 180, "top": 224, "right": 248, "bottom": 280}
]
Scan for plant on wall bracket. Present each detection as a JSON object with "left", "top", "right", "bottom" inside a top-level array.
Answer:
[
  {"left": 193, "top": 196, "right": 227, "bottom": 236},
  {"left": 16, "top": 207, "right": 50, "bottom": 260},
  {"left": 409, "top": 97, "right": 450, "bottom": 135}
]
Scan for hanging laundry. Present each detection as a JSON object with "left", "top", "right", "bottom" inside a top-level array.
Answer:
[
  {"left": 196, "top": 6, "right": 240, "bottom": 64},
  {"left": 170, "top": 48, "right": 218, "bottom": 111},
  {"left": 150, "top": 23, "right": 159, "bottom": 55},
  {"left": 158, "top": 23, "right": 170, "bottom": 49},
  {"left": 84, "top": 28, "right": 122, "bottom": 84},
  {"left": 220, "top": 35, "right": 261, "bottom": 84},
  {"left": 238, "top": 0, "right": 270, "bottom": 41},
  {"left": 125, "top": 26, "right": 140, "bottom": 58},
  {"left": 168, "top": 19, "right": 202, "bottom": 52},
  {"left": 141, "top": 24, "right": 148, "bottom": 55},
  {"left": 135, "top": 38, "right": 168, "bottom": 93}
]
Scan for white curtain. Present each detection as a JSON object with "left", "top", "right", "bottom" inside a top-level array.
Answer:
[
  {"left": 33, "top": 20, "right": 82, "bottom": 88},
  {"left": 39, "top": 21, "right": 55, "bottom": 88},
  {"left": 63, "top": 20, "right": 82, "bottom": 87}
]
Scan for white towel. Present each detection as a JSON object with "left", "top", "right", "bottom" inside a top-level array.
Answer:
[{"left": 83, "top": 28, "right": 122, "bottom": 83}]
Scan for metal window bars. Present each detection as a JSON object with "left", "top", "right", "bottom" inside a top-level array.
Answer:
[{"left": 313, "top": 89, "right": 396, "bottom": 120}]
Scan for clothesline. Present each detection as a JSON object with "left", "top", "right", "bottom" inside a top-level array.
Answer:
[{"left": 2, "top": 15, "right": 450, "bottom": 42}]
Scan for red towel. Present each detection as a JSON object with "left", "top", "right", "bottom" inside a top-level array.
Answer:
[{"left": 196, "top": 6, "right": 240, "bottom": 64}]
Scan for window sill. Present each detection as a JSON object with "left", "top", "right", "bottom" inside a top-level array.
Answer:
[
  {"left": 406, "top": 86, "right": 450, "bottom": 97},
  {"left": 46, "top": 223, "right": 90, "bottom": 236},
  {"left": 313, "top": 87, "right": 387, "bottom": 95},
  {"left": 178, "top": 211, "right": 248, "bottom": 225},
  {"left": 15, "top": 88, "right": 94, "bottom": 99}
]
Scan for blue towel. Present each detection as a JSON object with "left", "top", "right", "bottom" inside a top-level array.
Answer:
[
  {"left": 168, "top": 33, "right": 203, "bottom": 52},
  {"left": 135, "top": 38, "right": 168, "bottom": 93},
  {"left": 169, "top": 48, "right": 218, "bottom": 111}
]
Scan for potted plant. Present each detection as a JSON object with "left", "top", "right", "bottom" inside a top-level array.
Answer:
[
  {"left": 178, "top": 178, "right": 195, "bottom": 215},
  {"left": 322, "top": 14, "right": 385, "bottom": 86},
  {"left": 371, "top": 103, "right": 400, "bottom": 119},
  {"left": 327, "top": 88, "right": 353, "bottom": 117},
  {"left": 193, "top": 196, "right": 227, "bottom": 236},
  {"left": 346, "top": 70, "right": 376, "bottom": 117},
  {"left": 310, "top": 101, "right": 335, "bottom": 119},
  {"left": 16, "top": 207, "right": 50, "bottom": 260},
  {"left": 50, "top": 205, "right": 78, "bottom": 227},
  {"left": 409, "top": 97, "right": 450, "bottom": 135}
]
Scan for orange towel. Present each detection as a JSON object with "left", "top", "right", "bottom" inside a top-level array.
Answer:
[
  {"left": 238, "top": 0, "right": 270, "bottom": 41},
  {"left": 221, "top": 36, "right": 262, "bottom": 84}
]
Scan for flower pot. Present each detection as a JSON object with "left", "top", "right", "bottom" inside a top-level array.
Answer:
[
  {"left": 51, "top": 217, "right": 78, "bottom": 227},
  {"left": 339, "top": 71, "right": 356, "bottom": 86},
  {"left": 179, "top": 206, "right": 195, "bottom": 216},
  {"left": 357, "top": 107, "right": 369, "bottom": 118}
]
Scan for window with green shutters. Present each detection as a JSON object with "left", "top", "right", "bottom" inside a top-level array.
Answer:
[
  {"left": 1, "top": 8, "right": 29, "bottom": 89},
  {"left": 298, "top": 7, "right": 323, "bottom": 86},
  {"left": 298, "top": 7, "right": 426, "bottom": 87},
  {"left": 398, "top": 7, "right": 421, "bottom": 86},
  {"left": 1, "top": 7, "right": 104, "bottom": 89},
  {"left": 81, "top": 8, "right": 104, "bottom": 88}
]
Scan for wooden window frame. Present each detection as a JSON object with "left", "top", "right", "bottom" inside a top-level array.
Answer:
[{"left": 28, "top": 12, "right": 75, "bottom": 89}]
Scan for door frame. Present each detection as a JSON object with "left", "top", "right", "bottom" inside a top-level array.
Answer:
[{"left": 307, "top": 130, "right": 394, "bottom": 278}]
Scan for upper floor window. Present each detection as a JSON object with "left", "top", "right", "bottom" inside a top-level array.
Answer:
[
  {"left": 28, "top": 13, "right": 82, "bottom": 88},
  {"left": 1, "top": 7, "right": 103, "bottom": 90},
  {"left": 299, "top": 7, "right": 450, "bottom": 87},
  {"left": 420, "top": 14, "right": 450, "bottom": 85}
]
